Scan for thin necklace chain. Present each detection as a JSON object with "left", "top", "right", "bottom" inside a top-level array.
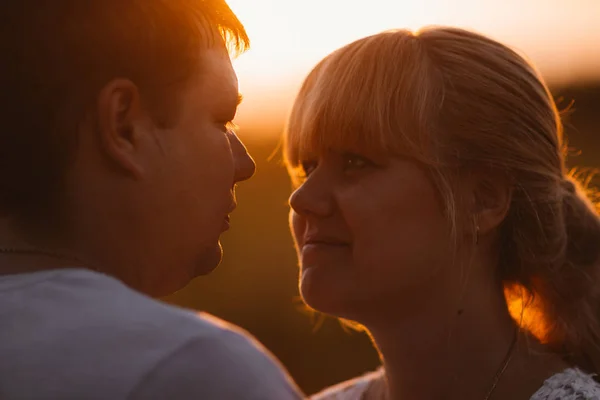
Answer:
[
  {"left": 379, "top": 329, "right": 519, "bottom": 400},
  {"left": 0, "top": 246, "right": 99, "bottom": 271},
  {"left": 483, "top": 328, "right": 519, "bottom": 400}
]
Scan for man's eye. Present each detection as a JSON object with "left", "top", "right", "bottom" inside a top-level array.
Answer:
[{"left": 222, "top": 121, "right": 237, "bottom": 132}]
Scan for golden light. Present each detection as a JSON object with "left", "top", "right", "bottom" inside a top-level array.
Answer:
[
  {"left": 505, "top": 283, "right": 550, "bottom": 343},
  {"left": 226, "top": 0, "right": 600, "bottom": 136}
]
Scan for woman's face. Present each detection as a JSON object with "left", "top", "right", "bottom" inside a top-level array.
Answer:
[{"left": 289, "top": 148, "right": 457, "bottom": 320}]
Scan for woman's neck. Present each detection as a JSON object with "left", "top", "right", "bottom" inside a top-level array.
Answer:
[{"left": 364, "top": 279, "right": 553, "bottom": 400}]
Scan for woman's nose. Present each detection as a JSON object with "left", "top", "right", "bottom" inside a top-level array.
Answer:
[{"left": 288, "top": 171, "right": 333, "bottom": 218}]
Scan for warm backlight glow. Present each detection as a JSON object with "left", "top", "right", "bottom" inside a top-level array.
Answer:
[
  {"left": 227, "top": 0, "right": 600, "bottom": 135},
  {"left": 505, "top": 283, "right": 550, "bottom": 342}
]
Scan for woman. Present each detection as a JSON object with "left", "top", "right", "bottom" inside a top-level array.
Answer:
[{"left": 284, "top": 27, "right": 600, "bottom": 399}]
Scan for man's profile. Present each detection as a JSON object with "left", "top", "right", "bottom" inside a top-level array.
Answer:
[{"left": 0, "top": 1, "right": 303, "bottom": 398}]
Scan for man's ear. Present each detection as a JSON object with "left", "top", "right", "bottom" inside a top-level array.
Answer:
[
  {"left": 95, "top": 79, "right": 150, "bottom": 179},
  {"left": 470, "top": 172, "right": 513, "bottom": 237}
]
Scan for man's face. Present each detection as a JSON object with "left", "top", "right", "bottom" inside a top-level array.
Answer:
[
  {"left": 151, "top": 47, "right": 255, "bottom": 276},
  {"left": 73, "top": 46, "right": 256, "bottom": 296}
]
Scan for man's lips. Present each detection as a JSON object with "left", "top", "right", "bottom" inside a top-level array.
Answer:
[
  {"left": 222, "top": 216, "right": 230, "bottom": 231},
  {"left": 222, "top": 203, "right": 236, "bottom": 232},
  {"left": 227, "top": 202, "right": 237, "bottom": 214}
]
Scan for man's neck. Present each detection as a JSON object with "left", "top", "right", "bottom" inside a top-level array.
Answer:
[{"left": 0, "top": 219, "right": 87, "bottom": 276}]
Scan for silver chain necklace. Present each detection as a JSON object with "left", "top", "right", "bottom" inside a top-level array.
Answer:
[
  {"left": 0, "top": 247, "right": 98, "bottom": 272},
  {"left": 483, "top": 328, "right": 519, "bottom": 400},
  {"left": 378, "top": 329, "right": 519, "bottom": 400}
]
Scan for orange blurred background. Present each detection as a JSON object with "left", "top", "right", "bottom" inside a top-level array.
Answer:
[{"left": 166, "top": 1, "right": 600, "bottom": 395}]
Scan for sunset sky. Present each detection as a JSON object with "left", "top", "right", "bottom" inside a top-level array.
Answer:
[{"left": 226, "top": 0, "right": 600, "bottom": 135}]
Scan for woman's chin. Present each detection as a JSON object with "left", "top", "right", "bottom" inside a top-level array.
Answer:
[{"left": 299, "top": 265, "right": 358, "bottom": 318}]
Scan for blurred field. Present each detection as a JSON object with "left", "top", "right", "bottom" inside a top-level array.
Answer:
[{"left": 165, "top": 82, "right": 600, "bottom": 395}]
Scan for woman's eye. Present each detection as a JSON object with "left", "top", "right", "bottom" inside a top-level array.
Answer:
[
  {"left": 290, "top": 161, "right": 316, "bottom": 186},
  {"left": 300, "top": 160, "right": 318, "bottom": 177},
  {"left": 342, "top": 153, "right": 372, "bottom": 171}
]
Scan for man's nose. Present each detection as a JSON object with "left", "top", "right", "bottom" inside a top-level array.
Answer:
[{"left": 227, "top": 130, "right": 256, "bottom": 183}]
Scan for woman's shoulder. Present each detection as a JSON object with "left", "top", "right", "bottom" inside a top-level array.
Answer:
[
  {"left": 309, "top": 366, "right": 600, "bottom": 400},
  {"left": 531, "top": 367, "right": 600, "bottom": 400},
  {"left": 310, "top": 368, "right": 386, "bottom": 400}
]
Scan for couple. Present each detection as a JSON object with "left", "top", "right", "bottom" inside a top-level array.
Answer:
[{"left": 2, "top": 1, "right": 600, "bottom": 399}]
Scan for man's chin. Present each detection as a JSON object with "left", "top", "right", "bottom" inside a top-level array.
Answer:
[
  {"left": 144, "top": 244, "right": 224, "bottom": 297},
  {"left": 193, "top": 242, "right": 224, "bottom": 276}
]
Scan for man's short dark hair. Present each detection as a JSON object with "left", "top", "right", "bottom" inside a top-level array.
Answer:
[{"left": 0, "top": 0, "right": 249, "bottom": 221}]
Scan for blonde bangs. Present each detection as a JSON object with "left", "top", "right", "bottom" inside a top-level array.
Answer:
[{"left": 284, "top": 30, "right": 444, "bottom": 175}]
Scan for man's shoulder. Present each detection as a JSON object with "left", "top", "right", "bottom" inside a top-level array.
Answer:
[
  {"left": 310, "top": 369, "right": 385, "bottom": 400},
  {"left": 33, "top": 269, "right": 263, "bottom": 350},
  {"left": 1, "top": 268, "right": 269, "bottom": 349},
  {"left": 128, "top": 313, "right": 304, "bottom": 399},
  {"left": 2, "top": 268, "right": 228, "bottom": 340},
  {"left": 1, "top": 269, "right": 304, "bottom": 399}
]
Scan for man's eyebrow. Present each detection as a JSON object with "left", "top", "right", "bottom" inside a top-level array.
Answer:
[{"left": 236, "top": 93, "right": 244, "bottom": 106}]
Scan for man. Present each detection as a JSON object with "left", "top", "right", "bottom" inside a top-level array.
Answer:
[{"left": 0, "top": 1, "right": 303, "bottom": 399}]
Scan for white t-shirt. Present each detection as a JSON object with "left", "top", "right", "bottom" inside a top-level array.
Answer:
[{"left": 0, "top": 268, "right": 304, "bottom": 400}]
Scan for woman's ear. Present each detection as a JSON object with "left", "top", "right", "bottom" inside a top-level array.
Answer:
[{"left": 471, "top": 172, "right": 513, "bottom": 236}]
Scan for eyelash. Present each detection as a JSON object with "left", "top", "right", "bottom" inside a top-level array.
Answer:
[
  {"left": 299, "top": 161, "right": 317, "bottom": 177},
  {"left": 296, "top": 153, "right": 373, "bottom": 181},
  {"left": 342, "top": 153, "right": 371, "bottom": 171},
  {"left": 222, "top": 121, "right": 238, "bottom": 132}
]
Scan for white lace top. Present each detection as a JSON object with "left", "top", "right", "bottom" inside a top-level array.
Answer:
[{"left": 311, "top": 367, "right": 600, "bottom": 400}]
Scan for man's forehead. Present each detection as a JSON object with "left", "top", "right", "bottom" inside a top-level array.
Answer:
[
  {"left": 198, "top": 47, "right": 239, "bottom": 105},
  {"left": 213, "top": 84, "right": 241, "bottom": 109}
]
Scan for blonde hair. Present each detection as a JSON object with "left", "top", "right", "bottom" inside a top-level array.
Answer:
[{"left": 284, "top": 27, "right": 600, "bottom": 373}]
